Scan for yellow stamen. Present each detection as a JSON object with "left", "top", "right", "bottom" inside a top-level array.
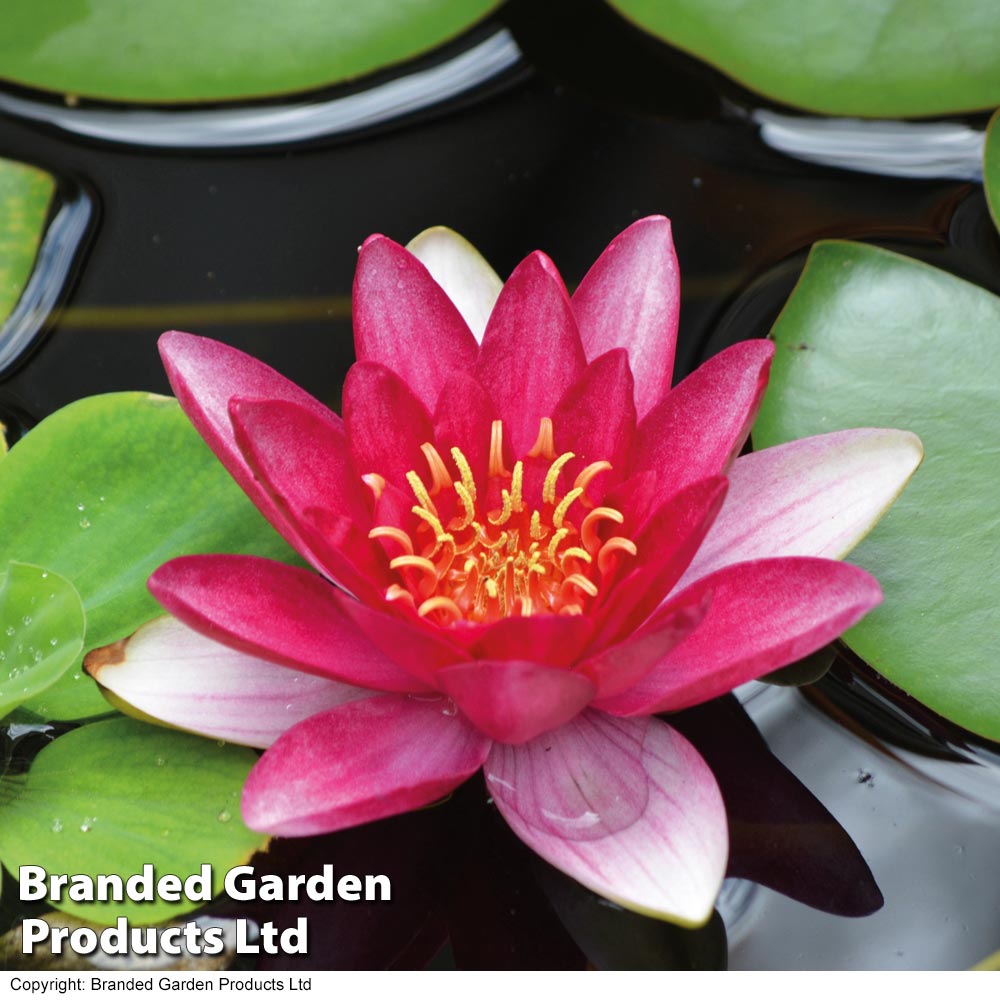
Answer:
[
  {"left": 370, "top": 420, "right": 636, "bottom": 625},
  {"left": 574, "top": 461, "right": 613, "bottom": 507},
  {"left": 421, "top": 443, "right": 453, "bottom": 494},
  {"left": 552, "top": 487, "right": 584, "bottom": 529},
  {"left": 581, "top": 506, "right": 625, "bottom": 553},
  {"left": 510, "top": 461, "right": 524, "bottom": 512},
  {"left": 368, "top": 525, "right": 414, "bottom": 555},
  {"left": 543, "top": 451, "right": 576, "bottom": 505},
  {"left": 388, "top": 555, "right": 438, "bottom": 582},
  {"left": 597, "top": 537, "right": 639, "bottom": 577},
  {"left": 417, "top": 596, "right": 463, "bottom": 625},
  {"left": 489, "top": 420, "right": 509, "bottom": 478},
  {"left": 528, "top": 417, "right": 556, "bottom": 460},
  {"left": 452, "top": 482, "right": 476, "bottom": 530},
  {"left": 406, "top": 470, "right": 438, "bottom": 517},
  {"left": 412, "top": 506, "right": 446, "bottom": 536},
  {"left": 362, "top": 473, "right": 386, "bottom": 501},
  {"left": 451, "top": 447, "right": 477, "bottom": 505}
]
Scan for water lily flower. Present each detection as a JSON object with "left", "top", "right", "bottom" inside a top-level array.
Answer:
[{"left": 87, "top": 218, "right": 922, "bottom": 927}]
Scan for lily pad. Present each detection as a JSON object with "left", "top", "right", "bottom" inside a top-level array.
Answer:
[
  {"left": 0, "top": 717, "right": 264, "bottom": 924},
  {"left": 0, "top": 392, "right": 297, "bottom": 720},
  {"left": 607, "top": 0, "right": 1000, "bottom": 117},
  {"left": 0, "top": 563, "right": 84, "bottom": 719},
  {"left": 754, "top": 241, "right": 1000, "bottom": 740},
  {"left": 984, "top": 110, "right": 1000, "bottom": 234},
  {"left": 0, "top": 159, "right": 54, "bottom": 326},
  {"left": 0, "top": 0, "right": 500, "bottom": 105}
]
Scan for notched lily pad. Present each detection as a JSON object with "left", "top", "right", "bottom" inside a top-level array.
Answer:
[
  {"left": 0, "top": 158, "right": 54, "bottom": 326},
  {"left": 0, "top": 392, "right": 298, "bottom": 720},
  {"left": 754, "top": 241, "right": 1000, "bottom": 740},
  {"left": 0, "top": 0, "right": 501, "bottom": 104},
  {"left": 607, "top": 0, "right": 1000, "bottom": 117},
  {"left": 0, "top": 562, "right": 84, "bottom": 719},
  {"left": 0, "top": 717, "right": 265, "bottom": 925}
]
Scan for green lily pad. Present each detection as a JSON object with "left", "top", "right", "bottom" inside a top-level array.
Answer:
[
  {"left": 0, "top": 563, "right": 84, "bottom": 719},
  {"left": 984, "top": 110, "right": 1000, "bottom": 234},
  {"left": 0, "top": 392, "right": 297, "bottom": 720},
  {"left": 607, "top": 0, "right": 1000, "bottom": 117},
  {"left": 754, "top": 241, "right": 1000, "bottom": 740},
  {"left": 0, "top": 159, "right": 54, "bottom": 326},
  {"left": 0, "top": 0, "right": 500, "bottom": 105},
  {"left": 0, "top": 717, "right": 264, "bottom": 924}
]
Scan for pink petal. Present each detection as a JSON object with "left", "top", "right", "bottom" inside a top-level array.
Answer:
[
  {"left": 432, "top": 372, "right": 497, "bottom": 491},
  {"left": 593, "top": 475, "right": 728, "bottom": 645},
  {"left": 343, "top": 362, "right": 436, "bottom": 488},
  {"left": 406, "top": 226, "right": 503, "bottom": 342},
  {"left": 84, "top": 615, "right": 369, "bottom": 748},
  {"left": 459, "top": 613, "right": 594, "bottom": 667},
  {"left": 579, "top": 587, "right": 710, "bottom": 699},
  {"left": 596, "top": 557, "right": 883, "bottom": 716},
  {"left": 632, "top": 340, "right": 775, "bottom": 490},
  {"left": 158, "top": 331, "right": 340, "bottom": 563},
  {"left": 572, "top": 217, "right": 681, "bottom": 420},
  {"left": 486, "top": 712, "right": 727, "bottom": 924},
  {"left": 680, "top": 428, "right": 925, "bottom": 586},
  {"left": 229, "top": 396, "right": 386, "bottom": 597},
  {"left": 335, "top": 598, "right": 466, "bottom": 688},
  {"left": 353, "top": 235, "right": 479, "bottom": 410},
  {"left": 149, "top": 555, "right": 430, "bottom": 694},
  {"left": 436, "top": 660, "right": 596, "bottom": 744},
  {"left": 552, "top": 349, "right": 636, "bottom": 474},
  {"left": 242, "top": 694, "right": 492, "bottom": 836},
  {"left": 476, "top": 251, "right": 586, "bottom": 456}
]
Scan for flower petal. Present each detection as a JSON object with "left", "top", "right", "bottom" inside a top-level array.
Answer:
[
  {"left": 632, "top": 339, "right": 774, "bottom": 490},
  {"left": 158, "top": 331, "right": 339, "bottom": 563},
  {"left": 407, "top": 226, "right": 503, "bottom": 342},
  {"left": 486, "top": 712, "right": 727, "bottom": 925},
  {"left": 579, "top": 587, "right": 710, "bottom": 699},
  {"left": 680, "top": 427, "right": 925, "bottom": 585},
  {"left": 593, "top": 475, "right": 728, "bottom": 645},
  {"left": 84, "top": 615, "right": 369, "bottom": 749},
  {"left": 149, "top": 555, "right": 430, "bottom": 693},
  {"left": 436, "top": 660, "right": 596, "bottom": 744},
  {"left": 229, "top": 396, "right": 386, "bottom": 597},
  {"left": 572, "top": 217, "right": 681, "bottom": 419},
  {"left": 596, "top": 557, "right": 883, "bottom": 716},
  {"left": 242, "top": 694, "right": 492, "bottom": 837},
  {"left": 432, "top": 371, "right": 497, "bottom": 491},
  {"left": 476, "top": 251, "right": 587, "bottom": 456},
  {"left": 552, "top": 348, "right": 636, "bottom": 474},
  {"left": 343, "top": 362, "right": 436, "bottom": 488},
  {"left": 353, "top": 235, "right": 479, "bottom": 410}
]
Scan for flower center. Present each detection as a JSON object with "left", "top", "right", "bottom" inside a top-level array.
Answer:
[{"left": 367, "top": 418, "right": 638, "bottom": 626}]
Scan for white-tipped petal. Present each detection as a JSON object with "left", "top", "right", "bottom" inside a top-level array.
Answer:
[
  {"left": 85, "top": 615, "right": 370, "bottom": 748},
  {"left": 407, "top": 226, "right": 503, "bottom": 342}
]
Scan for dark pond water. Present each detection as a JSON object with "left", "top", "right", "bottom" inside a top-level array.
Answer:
[{"left": 0, "top": 0, "right": 998, "bottom": 970}]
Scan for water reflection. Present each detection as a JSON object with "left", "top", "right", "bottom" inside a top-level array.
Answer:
[
  {"left": 0, "top": 184, "right": 92, "bottom": 376},
  {"left": 0, "top": 30, "right": 523, "bottom": 150},
  {"left": 729, "top": 680, "right": 1000, "bottom": 970}
]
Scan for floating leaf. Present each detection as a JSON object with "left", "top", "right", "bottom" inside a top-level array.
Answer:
[
  {"left": 0, "top": 717, "right": 264, "bottom": 925},
  {"left": 0, "top": 159, "right": 54, "bottom": 326},
  {"left": 0, "top": 563, "right": 84, "bottom": 719},
  {"left": 607, "top": 0, "right": 1000, "bottom": 117},
  {"left": 985, "top": 109, "right": 1000, "bottom": 234},
  {"left": 0, "top": 0, "right": 500, "bottom": 104},
  {"left": 0, "top": 392, "right": 297, "bottom": 720},
  {"left": 754, "top": 241, "right": 1000, "bottom": 740}
]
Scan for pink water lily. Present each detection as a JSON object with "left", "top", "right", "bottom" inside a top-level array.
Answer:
[{"left": 87, "top": 218, "right": 922, "bottom": 926}]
